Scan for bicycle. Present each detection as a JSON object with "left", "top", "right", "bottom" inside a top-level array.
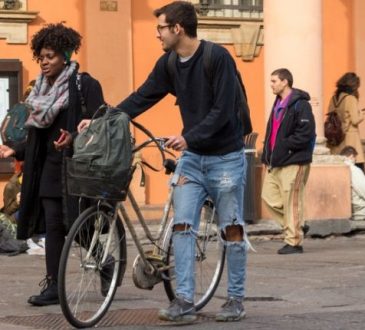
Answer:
[{"left": 58, "top": 130, "right": 226, "bottom": 328}]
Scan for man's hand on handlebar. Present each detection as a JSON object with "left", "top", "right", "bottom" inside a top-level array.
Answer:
[{"left": 165, "top": 135, "right": 187, "bottom": 151}]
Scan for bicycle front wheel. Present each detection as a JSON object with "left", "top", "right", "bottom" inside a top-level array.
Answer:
[
  {"left": 58, "top": 203, "right": 126, "bottom": 328},
  {"left": 162, "top": 200, "right": 225, "bottom": 311}
]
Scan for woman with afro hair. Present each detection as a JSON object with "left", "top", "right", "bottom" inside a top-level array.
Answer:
[{"left": 0, "top": 23, "right": 105, "bottom": 306}]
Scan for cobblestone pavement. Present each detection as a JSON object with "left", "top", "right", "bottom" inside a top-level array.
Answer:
[{"left": 0, "top": 234, "right": 364, "bottom": 329}]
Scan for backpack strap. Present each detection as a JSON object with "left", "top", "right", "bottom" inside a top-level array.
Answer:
[
  {"left": 201, "top": 41, "right": 252, "bottom": 136},
  {"left": 76, "top": 73, "right": 87, "bottom": 116},
  {"left": 203, "top": 41, "right": 214, "bottom": 83},
  {"left": 167, "top": 40, "right": 214, "bottom": 84},
  {"left": 333, "top": 94, "right": 349, "bottom": 109},
  {"left": 167, "top": 51, "right": 177, "bottom": 84},
  {"left": 202, "top": 41, "right": 248, "bottom": 100},
  {"left": 166, "top": 40, "right": 252, "bottom": 136},
  {"left": 236, "top": 71, "right": 249, "bottom": 105}
]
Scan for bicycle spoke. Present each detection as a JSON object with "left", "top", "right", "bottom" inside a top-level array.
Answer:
[{"left": 59, "top": 204, "right": 127, "bottom": 328}]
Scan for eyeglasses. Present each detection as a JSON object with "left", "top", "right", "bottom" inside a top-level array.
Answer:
[{"left": 156, "top": 24, "right": 173, "bottom": 33}]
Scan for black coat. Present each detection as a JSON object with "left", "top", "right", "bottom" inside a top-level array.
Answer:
[
  {"left": 261, "top": 88, "right": 316, "bottom": 169},
  {"left": 14, "top": 69, "right": 104, "bottom": 240}
]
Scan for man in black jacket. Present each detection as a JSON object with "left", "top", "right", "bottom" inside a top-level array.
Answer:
[{"left": 261, "top": 68, "right": 316, "bottom": 254}]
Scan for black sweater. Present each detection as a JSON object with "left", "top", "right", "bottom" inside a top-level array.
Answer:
[{"left": 117, "top": 40, "right": 244, "bottom": 155}]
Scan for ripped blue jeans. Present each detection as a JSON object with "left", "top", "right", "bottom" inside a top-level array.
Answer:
[{"left": 171, "top": 149, "right": 247, "bottom": 302}]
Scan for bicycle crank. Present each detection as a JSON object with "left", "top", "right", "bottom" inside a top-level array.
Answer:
[{"left": 132, "top": 251, "right": 165, "bottom": 290}]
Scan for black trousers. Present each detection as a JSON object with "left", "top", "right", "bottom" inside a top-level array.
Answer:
[{"left": 42, "top": 197, "right": 66, "bottom": 281}]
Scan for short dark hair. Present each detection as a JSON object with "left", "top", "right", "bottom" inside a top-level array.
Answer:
[
  {"left": 340, "top": 146, "right": 358, "bottom": 157},
  {"left": 335, "top": 72, "right": 360, "bottom": 99},
  {"left": 30, "top": 23, "right": 82, "bottom": 60},
  {"left": 153, "top": 1, "right": 198, "bottom": 38},
  {"left": 271, "top": 68, "right": 294, "bottom": 88}
]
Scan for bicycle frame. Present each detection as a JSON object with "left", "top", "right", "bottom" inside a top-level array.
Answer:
[
  {"left": 59, "top": 129, "right": 225, "bottom": 329},
  {"left": 116, "top": 188, "right": 174, "bottom": 277},
  {"left": 81, "top": 137, "right": 219, "bottom": 285}
]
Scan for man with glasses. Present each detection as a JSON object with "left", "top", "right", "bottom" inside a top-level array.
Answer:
[{"left": 79, "top": 1, "right": 251, "bottom": 323}]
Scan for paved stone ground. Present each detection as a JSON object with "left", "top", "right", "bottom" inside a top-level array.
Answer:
[{"left": 0, "top": 234, "right": 364, "bottom": 329}]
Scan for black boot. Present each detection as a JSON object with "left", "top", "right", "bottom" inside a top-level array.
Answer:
[
  {"left": 28, "top": 276, "right": 59, "bottom": 306},
  {"left": 100, "top": 255, "right": 115, "bottom": 297}
]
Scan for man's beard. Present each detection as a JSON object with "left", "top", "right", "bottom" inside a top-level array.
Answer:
[{"left": 162, "top": 38, "right": 178, "bottom": 53}]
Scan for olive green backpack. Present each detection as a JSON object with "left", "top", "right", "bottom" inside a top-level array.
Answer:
[{"left": 67, "top": 106, "right": 133, "bottom": 201}]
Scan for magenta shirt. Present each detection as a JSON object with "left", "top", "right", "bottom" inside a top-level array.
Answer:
[{"left": 269, "top": 93, "right": 292, "bottom": 151}]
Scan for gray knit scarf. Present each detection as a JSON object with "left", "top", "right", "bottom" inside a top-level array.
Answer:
[{"left": 25, "top": 61, "right": 77, "bottom": 128}]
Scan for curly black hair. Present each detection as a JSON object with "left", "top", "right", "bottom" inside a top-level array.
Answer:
[{"left": 30, "top": 23, "right": 82, "bottom": 60}]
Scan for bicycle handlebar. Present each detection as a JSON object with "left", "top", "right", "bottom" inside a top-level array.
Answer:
[
  {"left": 131, "top": 129, "right": 177, "bottom": 173},
  {"left": 132, "top": 137, "right": 168, "bottom": 154}
]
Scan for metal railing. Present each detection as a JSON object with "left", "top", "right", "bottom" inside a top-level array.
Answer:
[
  {"left": 2, "top": 0, "right": 21, "bottom": 10},
  {"left": 196, "top": 0, "right": 263, "bottom": 17}
]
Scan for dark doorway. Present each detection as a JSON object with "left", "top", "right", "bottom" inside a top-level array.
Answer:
[{"left": 0, "top": 59, "right": 22, "bottom": 173}]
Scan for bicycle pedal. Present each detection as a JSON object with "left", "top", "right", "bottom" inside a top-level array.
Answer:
[
  {"left": 146, "top": 254, "right": 164, "bottom": 263},
  {"left": 146, "top": 252, "right": 172, "bottom": 276}
]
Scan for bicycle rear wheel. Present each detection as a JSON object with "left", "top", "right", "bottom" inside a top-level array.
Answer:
[
  {"left": 58, "top": 203, "right": 126, "bottom": 328},
  {"left": 162, "top": 200, "right": 225, "bottom": 311}
]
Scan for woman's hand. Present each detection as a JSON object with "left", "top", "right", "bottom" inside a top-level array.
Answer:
[
  {"left": 54, "top": 129, "right": 73, "bottom": 151},
  {"left": 0, "top": 145, "right": 15, "bottom": 158},
  {"left": 77, "top": 119, "right": 91, "bottom": 133}
]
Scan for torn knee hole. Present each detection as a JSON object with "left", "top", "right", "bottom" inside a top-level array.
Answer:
[
  {"left": 173, "top": 223, "right": 191, "bottom": 232},
  {"left": 221, "top": 224, "right": 243, "bottom": 241}
]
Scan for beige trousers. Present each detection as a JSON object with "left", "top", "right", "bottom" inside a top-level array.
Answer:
[{"left": 261, "top": 164, "right": 310, "bottom": 246}]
